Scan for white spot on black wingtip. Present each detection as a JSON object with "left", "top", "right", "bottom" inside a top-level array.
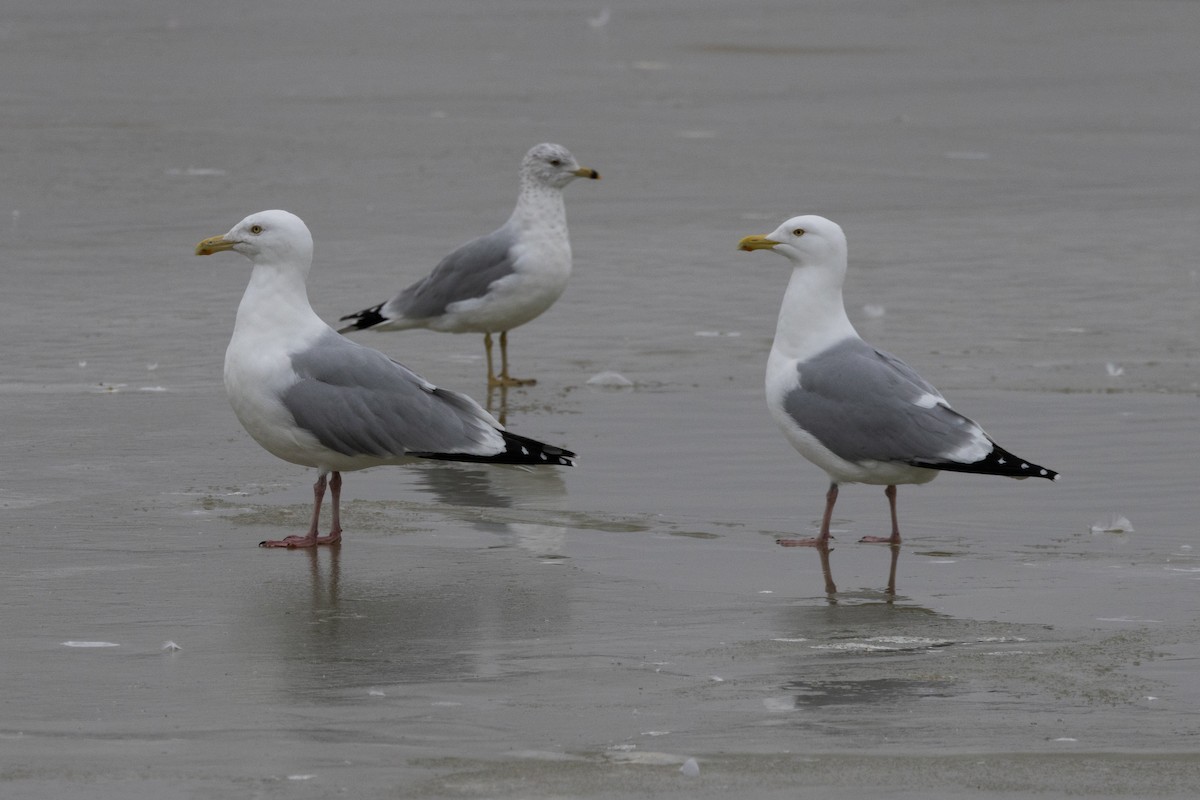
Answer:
[
  {"left": 1021, "top": 463, "right": 1030, "bottom": 470},
  {"left": 997, "top": 458, "right": 1007, "bottom": 465}
]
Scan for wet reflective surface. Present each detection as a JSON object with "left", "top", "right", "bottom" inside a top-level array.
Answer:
[{"left": 3, "top": 1, "right": 1200, "bottom": 797}]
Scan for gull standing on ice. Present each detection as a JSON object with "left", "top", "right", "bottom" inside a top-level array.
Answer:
[
  {"left": 338, "top": 143, "right": 600, "bottom": 388},
  {"left": 738, "top": 215, "right": 1057, "bottom": 547},
  {"left": 195, "top": 210, "right": 575, "bottom": 549}
]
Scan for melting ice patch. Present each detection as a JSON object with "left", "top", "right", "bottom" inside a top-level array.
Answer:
[
  {"left": 812, "top": 636, "right": 951, "bottom": 652},
  {"left": 763, "top": 696, "right": 797, "bottom": 712},
  {"left": 586, "top": 371, "right": 634, "bottom": 388},
  {"left": 1090, "top": 514, "right": 1133, "bottom": 534},
  {"left": 166, "top": 167, "right": 227, "bottom": 177}
]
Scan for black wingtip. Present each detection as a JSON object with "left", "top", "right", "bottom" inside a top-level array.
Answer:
[
  {"left": 414, "top": 432, "right": 575, "bottom": 468},
  {"left": 500, "top": 431, "right": 577, "bottom": 467},
  {"left": 910, "top": 443, "right": 1058, "bottom": 481},
  {"left": 337, "top": 303, "right": 387, "bottom": 333}
]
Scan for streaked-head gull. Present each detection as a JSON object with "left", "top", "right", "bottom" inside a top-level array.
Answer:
[
  {"left": 738, "top": 215, "right": 1057, "bottom": 548},
  {"left": 337, "top": 143, "right": 599, "bottom": 388},
  {"left": 195, "top": 210, "right": 575, "bottom": 549}
]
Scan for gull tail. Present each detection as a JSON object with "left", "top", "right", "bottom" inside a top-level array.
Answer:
[
  {"left": 414, "top": 432, "right": 576, "bottom": 467},
  {"left": 337, "top": 302, "right": 388, "bottom": 334},
  {"left": 909, "top": 442, "right": 1058, "bottom": 481}
]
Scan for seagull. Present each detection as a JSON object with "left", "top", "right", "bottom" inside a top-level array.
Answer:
[
  {"left": 738, "top": 215, "right": 1057, "bottom": 547},
  {"left": 337, "top": 143, "right": 600, "bottom": 388},
  {"left": 195, "top": 210, "right": 575, "bottom": 549}
]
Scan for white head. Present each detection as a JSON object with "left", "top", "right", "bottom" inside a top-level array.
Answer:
[
  {"left": 739, "top": 215, "right": 858, "bottom": 355},
  {"left": 738, "top": 215, "right": 848, "bottom": 275},
  {"left": 195, "top": 210, "right": 314, "bottom": 272},
  {"left": 521, "top": 142, "right": 601, "bottom": 190}
]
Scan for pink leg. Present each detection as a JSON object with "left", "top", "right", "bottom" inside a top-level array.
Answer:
[
  {"left": 778, "top": 483, "right": 838, "bottom": 548},
  {"left": 315, "top": 471, "right": 343, "bottom": 545},
  {"left": 860, "top": 484, "right": 902, "bottom": 544},
  {"left": 260, "top": 472, "right": 343, "bottom": 548}
]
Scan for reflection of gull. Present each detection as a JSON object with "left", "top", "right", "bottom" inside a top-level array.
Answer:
[
  {"left": 419, "top": 465, "right": 513, "bottom": 510},
  {"left": 739, "top": 215, "right": 1057, "bottom": 547},
  {"left": 416, "top": 464, "right": 568, "bottom": 556},
  {"left": 799, "top": 540, "right": 900, "bottom": 598},
  {"left": 238, "top": 540, "right": 576, "bottom": 693},
  {"left": 195, "top": 210, "right": 574, "bottom": 549},
  {"left": 338, "top": 143, "right": 599, "bottom": 388},
  {"left": 417, "top": 462, "right": 567, "bottom": 508}
]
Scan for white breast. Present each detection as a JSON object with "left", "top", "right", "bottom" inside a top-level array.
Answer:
[{"left": 223, "top": 266, "right": 333, "bottom": 468}]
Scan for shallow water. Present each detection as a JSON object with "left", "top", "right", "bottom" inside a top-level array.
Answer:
[{"left": 3, "top": 1, "right": 1200, "bottom": 798}]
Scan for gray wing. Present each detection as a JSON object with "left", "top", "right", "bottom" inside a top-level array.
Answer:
[
  {"left": 782, "top": 337, "right": 984, "bottom": 464},
  {"left": 383, "top": 224, "right": 520, "bottom": 320},
  {"left": 282, "top": 331, "right": 503, "bottom": 458}
]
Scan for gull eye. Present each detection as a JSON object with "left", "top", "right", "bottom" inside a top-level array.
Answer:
[
  {"left": 792, "top": 228, "right": 806, "bottom": 237},
  {"left": 249, "top": 224, "right": 264, "bottom": 235},
  {"left": 549, "top": 158, "right": 562, "bottom": 167}
]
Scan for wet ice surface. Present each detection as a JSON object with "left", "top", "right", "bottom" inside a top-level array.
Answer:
[{"left": 4, "top": 1, "right": 1200, "bottom": 798}]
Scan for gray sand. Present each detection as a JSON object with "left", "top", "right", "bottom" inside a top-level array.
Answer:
[{"left": 3, "top": 1, "right": 1199, "bottom": 797}]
